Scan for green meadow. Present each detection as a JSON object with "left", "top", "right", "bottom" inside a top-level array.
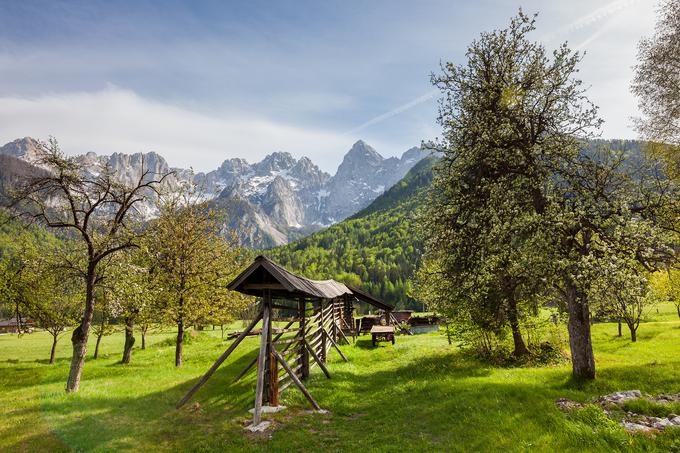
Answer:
[{"left": 1, "top": 304, "right": 679, "bottom": 452}]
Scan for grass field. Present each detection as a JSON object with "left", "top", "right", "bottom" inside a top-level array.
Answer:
[{"left": 1, "top": 304, "right": 679, "bottom": 452}]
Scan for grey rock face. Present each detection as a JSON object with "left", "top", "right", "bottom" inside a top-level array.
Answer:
[
  {"left": 0, "top": 137, "right": 44, "bottom": 163},
  {"left": 322, "top": 140, "right": 427, "bottom": 222},
  {"left": 0, "top": 137, "right": 426, "bottom": 247}
]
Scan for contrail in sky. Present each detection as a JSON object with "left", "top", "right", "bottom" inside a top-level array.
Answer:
[
  {"left": 345, "top": 0, "right": 641, "bottom": 136},
  {"left": 343, "top": 90, "right": 438, "bottom": 136}
]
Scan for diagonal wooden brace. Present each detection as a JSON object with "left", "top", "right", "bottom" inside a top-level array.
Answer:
[
  {"left": 272, "top": 347, "right": 321, "bottom": 411},
  {"left": 176, "top": 309, "right": 263, "bottom": 409}
]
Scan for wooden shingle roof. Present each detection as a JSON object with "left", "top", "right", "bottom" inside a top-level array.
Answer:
[{"left": 228, "top": 255, "right": 394, "bottom": 310}]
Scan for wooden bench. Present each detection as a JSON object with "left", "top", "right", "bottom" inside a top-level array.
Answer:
[{"left": 370, "top": 325, "right": 395, "bottom": 346}]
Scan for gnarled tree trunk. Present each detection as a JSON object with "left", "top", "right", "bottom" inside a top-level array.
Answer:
[
  {"left": 565, "top": 280, "right": 596, "bottom": 379},
  {"left": 141, "top": 324, "right": 148, "bottom": 350},
  {"left": 66, "top": 274, "right": 96, "bottom": 392},
  {"left": 94, "top": 333, "right": 103, "bottom": 359},
  {"left": 175, "top": 319, "right": 184, "bottom": 367},
  {"left": 122, "top": 317, "right": 135, "bottom": 364},
  {"left": 507, "top": 294, "right": 530, "bottom": 357},
  {"left": 49, "top": 333, "right": 58, "bottom": 364},
  {"left": 628, "top": 322, "right": 638, "bottom": 342}
]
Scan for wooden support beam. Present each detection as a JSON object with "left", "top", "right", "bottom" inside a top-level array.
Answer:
[
  {"left": 272, "top": 347, "right": 321, "bottom": 411},
  {"left": 268, "top": 347, "right": 279, "bottom": 406},
  {"left": 252, "top": 293, "right": 271, "bottom": 426},
  {"left": 319, "top": 302, "right": 327, "bottom": 363},
  {"left": 232, "top": 319, "right": 295, "bottom": 383},
  {"left": 322, "top": 326, "right": 348, "bottom": 362},
  {"left": 176, "top": 310, "right": 263, "bottom": 409},
  {"left": 336, "top": 323, "right": 351, "bottom": 345},
  {"left": 304, "top": 339, "right": 331, "bottom": 379},
  {"left": 243, "top": 283, "right": 286, "bottom": 290},
  {"left": 299, "top": 297, "right": 309, "bottom": 380}
]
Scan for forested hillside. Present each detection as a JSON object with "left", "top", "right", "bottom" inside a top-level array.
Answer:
[
  {"left": 269, "top": 156, "right": 437, "bottom": 309},
  {"left": 269, "top": 139, "right": 648, "bottom": 309}
]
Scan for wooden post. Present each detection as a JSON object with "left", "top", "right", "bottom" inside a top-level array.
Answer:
[
  {"left": 232, "top": 319, "right": 295, "bottom": 383},
  {"left": 272, "top": 347, "right": 321, "bottom": 411},
  {"left": 299, "top": 297, "right": 309, "bottom": 380},
  {"left": 322, "top": 326, "right": 348, "bottom": 362},
  {"left": 176, "top": 310, "right": 263, "bottom": 409},
  {"left": 268, "top": 349, "right": 279, "bottom": 406},
  {"left": 319, "top": 301, "right": 327, "bottom": 363},
  {"left": 266, "top": 298, "right": 278, "bottom": 406},
  {"left": 331, "top": 300, "right": 337, "bottom": 344},
  {"left": 304, "top": 339, "right": 331, "bottom": 379},
  {"left": 252, "top": 292, "right": 271, "bottom": 426}
]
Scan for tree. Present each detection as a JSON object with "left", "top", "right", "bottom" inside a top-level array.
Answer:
[
  {"left": 26, "top": 255, "right": 81, "bottom": 364},
  {"left": 632, "top": 0, "right": 680, "bottom": 179},
  {"left": 418, "top": 11, "right": 678, "bottom": 378},
  {"left": 90, "top": 293, "right": 115, "bottom": 359},
  {"left": 7, "top": 138, "right": 170, "bottom": 391},
  {"left": 650, "top": 267, "right": 680, "bottom": 319},
  {"left": 146, "top": 188, "right": 250, "bottom": 367},
  {"left": 590, "top": 259, "right": 654, "bottom": 342},
  {"left": 0, "top": 216, "right": 55, "bottom": 335},
  {"left": 418, "top": 12, "right": 598, "bottom": 359},
  {"left": 104, "top": 248, "right": 157, "bottom": 364}
]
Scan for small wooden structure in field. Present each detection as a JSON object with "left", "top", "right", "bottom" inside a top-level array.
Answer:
[
  {"left": 175, "top": 255, "right": 392, "bottom": 430},
  {"left": 370, "top": 325, "right": 395, "bottom": 346}
]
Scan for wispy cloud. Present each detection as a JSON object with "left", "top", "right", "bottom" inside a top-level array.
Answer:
[
  {"left": 541, "top": 0, "right": 642, "bottom": 42},
  {"left": 344, "top": 0, "right": 645, "bottom": 136},
  {"left": 0, "top": 87, "right": 355, "bottom": 172}
]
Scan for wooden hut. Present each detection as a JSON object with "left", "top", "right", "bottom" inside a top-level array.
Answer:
[{"left": 176, "top": 255, "right": 392, "bottom": 430}]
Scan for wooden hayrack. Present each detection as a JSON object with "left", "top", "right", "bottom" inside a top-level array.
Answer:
[{"left": 175, "top": 255, "right": 392, "bottom": 429}]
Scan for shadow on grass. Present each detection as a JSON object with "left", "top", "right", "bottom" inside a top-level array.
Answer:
[{"left": 6, "top": 335, "right": 680, "bottom": 453}]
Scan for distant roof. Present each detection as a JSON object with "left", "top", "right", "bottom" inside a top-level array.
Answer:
[{"left": 228, "top": 255, "right": 394, "bottom": 311}]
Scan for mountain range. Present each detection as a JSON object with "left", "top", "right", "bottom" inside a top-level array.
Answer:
[{"left": 0, "top": 137, "right": 428, "bottom": 248}]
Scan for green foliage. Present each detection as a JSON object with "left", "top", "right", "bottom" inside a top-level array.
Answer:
[
  {"left": 622, "top": 398, "right": 680, "bottom": 418},
  {"left": 416, "top": 10, "right": 679, "bottom": 377},
  {"left": 270, "top": 157, "right": 437, "bottom": 309}
]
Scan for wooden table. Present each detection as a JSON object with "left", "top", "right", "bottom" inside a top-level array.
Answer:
[{"left": 370, "top": 325, "right": 395, "bottom": 346}]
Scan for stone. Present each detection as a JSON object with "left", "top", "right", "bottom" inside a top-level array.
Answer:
[
  {"left": 621, "top": 421, "right": 654, "bottom": 433},
  {"left": 652, "top": 418, "right": 673, "bottom": 429},
  {"left": 671, "top": 416, "right": 680, "bottom": 426},
  {"left": 245, "top": 421, "right": 271, "bottom": 432},
  {"left": 555, "top": 398, "right": 583, "bottom": 411},
  {"left": 595, "top": 390, "right": 641, "bottom": 405},
  {"left": 248, "top": 405, "right": 286, "bottom": 414}
]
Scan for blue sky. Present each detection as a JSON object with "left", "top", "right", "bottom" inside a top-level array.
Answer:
[{"left": 0, "top": 0, "right": 657, "bottom": 172}]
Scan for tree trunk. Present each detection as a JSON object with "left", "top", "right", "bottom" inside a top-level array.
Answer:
[
  {"left": 94, "top": 333, "right": 103, "bottom": 359},
  {"left": 507, "top": 294, "right": 530, "bottom": 357},
  {"left": 565, "top": 280, "right": 596, "bottom": 380},
  {"left": 66, "top": 273, "right": 96, "bottom": 392},
  {"left": 617, "top": 320, "right": 622, "bottom": 337},
  {"left": 141, "top": 324, "right": 147, "bottom": 350},
  {"left": 122, "top": 317, "right": 135, "bottom": 364},
  {"left": 676, "top": 304, "right": 680, "bottom": 319},
  {"left": 629, "top": 324, "right": 637, "bottom": 342},
  {"left": 175, "top": 319, "right": 184, "bottom": 367},
  {"left": 49, "top": 334, "right": 58, "bottom": 364}
]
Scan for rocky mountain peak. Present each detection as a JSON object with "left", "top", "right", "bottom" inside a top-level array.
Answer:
[
  {"left": 401, "top": 146, "right": 425, "bottom": 163},
  {"left": 344, "top": 140, "right": 383, "bottom": 165},
  {"left": 254, "top": 151, "right": 297, "bottom": 175},
  {"left": 0, "top": 137, "right": 427, "bottom": 248},
  {"left": 0, "top": 137, "right": 44, "bottom": 163}
]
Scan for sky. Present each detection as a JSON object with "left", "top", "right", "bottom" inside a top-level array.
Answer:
[{"left": 0, "top": 0, "right": 659, "bottom": 173}]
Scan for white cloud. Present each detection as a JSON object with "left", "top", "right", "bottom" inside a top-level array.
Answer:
[{"left": 0, "top": 87, "right": 361, "bottom": 172}]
